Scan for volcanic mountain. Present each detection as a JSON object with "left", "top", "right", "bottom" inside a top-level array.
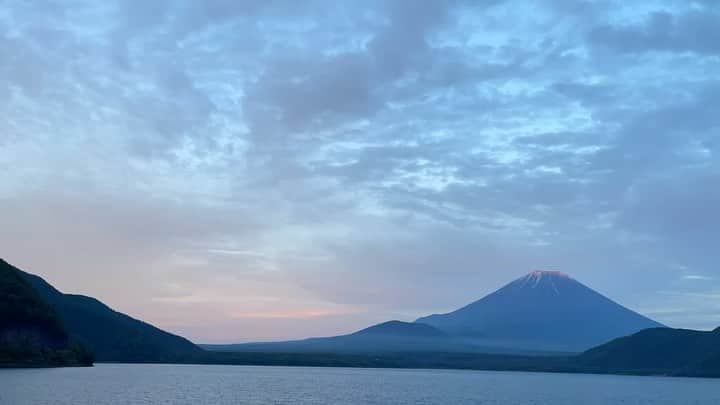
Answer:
[{"left": 416, "top": 270, "right": 665, "bottom": 352}]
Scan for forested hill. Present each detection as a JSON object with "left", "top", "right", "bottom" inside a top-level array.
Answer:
[
  {"left": 0, "top": 259, "right": 92, "bottom": 367},
  {"left": 578, "top": 327, "right": 720, "bottom": 377},
  {"left": 15, "top": 261, "right": 201, "bottom": 362}
]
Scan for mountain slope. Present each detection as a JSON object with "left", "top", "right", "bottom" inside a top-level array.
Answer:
[
  {"left": 6, "top": 259, "right": 201, "bottom": 362},
  {"left": 0, "top": 259, "right": 92, "bottom": 366},
  {"left": 203, "top": 320, "right": 559, "bottom": 355},
  {"left": 579, "top": 327, "right": 720, "bottom": 376},
  {"left": 350, "top": 320, "right": 448, "bottom": 338},
  {"left": 204, "top": 321, "right": 455, "bottom": 354},
  {"left": 0, "top": 260, "right": 66, "bottom": 348},
  {"left": 417, "top": 271, "right": 664, "bottom": 352}
]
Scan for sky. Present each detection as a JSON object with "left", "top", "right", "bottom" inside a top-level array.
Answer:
[{"left": 1, "top": 0, "right": 719, "bottom": 343}]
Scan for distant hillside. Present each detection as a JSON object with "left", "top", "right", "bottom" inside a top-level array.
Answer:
[
  {"left": 202, "top": 325, "right": 720, "bottom": 378},
  {"left": 417, "top": 271, "right": 664, "bottom": 352},
  {"left": 203, "top": 320, "right": 558, "bottom": 355},
  {"left": 0, "top": 259, "right": 92, "bottom": 367},
  {"left": 579, "top": 327, "right": 720, "bottom": 377},
  {"left": 203, "top": 321, "right": 449, "bottom": 353},
  {"left": 352, "top": 320, "right": 448, "bottom": 338},
  {"left": 6, "top": 260, "right": 201, "bottom": 363}
]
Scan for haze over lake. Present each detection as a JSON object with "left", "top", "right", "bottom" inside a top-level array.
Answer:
[{"left": 3, "top": 364, "right": 720, "bottom": 405}]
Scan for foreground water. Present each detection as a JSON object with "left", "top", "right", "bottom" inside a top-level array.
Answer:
[{"left": 2, "top": 364, "right": 720, "bottom": 404}]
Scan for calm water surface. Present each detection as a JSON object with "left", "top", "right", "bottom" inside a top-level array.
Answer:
[{"left": 2, "top": 364, "right": 720, "bottom": 404}]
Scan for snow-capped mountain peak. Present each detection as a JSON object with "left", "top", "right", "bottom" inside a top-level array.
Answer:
[
  {"left": 415, "top": 269, "right": 664, "bottom": 352},
  {"left": 516, "top": 270, "right": 570, "bottom": 294}
]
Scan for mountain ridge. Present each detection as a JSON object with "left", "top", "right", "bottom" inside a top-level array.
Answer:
[
  {"left": 200, "top": 320, "right": 557, "bottom": 355},
  {"left": 5, "top": 259, "right": 202, "bottom": 363},
  {"left": 0, "top": 259, "right": 93, "bottom": 367},
  {"left": 6, "top": 259, "right": 720, "bottom": 377},
  {"left": 350, "top": 320, "right": 448, "bottom": 337}
]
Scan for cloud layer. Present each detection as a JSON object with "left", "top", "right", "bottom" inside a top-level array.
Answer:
[{"left": 1, "top": 0, "right": 719, "bottom": 341}]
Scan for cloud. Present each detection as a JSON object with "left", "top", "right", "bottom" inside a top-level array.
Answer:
[
  {"left": 683, "top": 275, "right": 713, "bottom": 281},
  {"left": 589, "top": 8, "right": 720, "bottom": 55}
]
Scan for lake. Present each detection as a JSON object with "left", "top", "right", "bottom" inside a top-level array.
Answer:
[{"left": 2, "top": 364, "right": 720, "bottom": 404}]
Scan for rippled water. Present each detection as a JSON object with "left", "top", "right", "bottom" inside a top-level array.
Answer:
[{"left": 2, "top": 364, "right": 720, "bottom": 404}]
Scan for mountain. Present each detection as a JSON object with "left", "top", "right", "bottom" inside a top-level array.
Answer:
[
  {"left": 4, "top": 259, "right": 202, "bottom": 362},
  {"left": 353, "top": 320, "right": 447, "bottom": 337},
  {"left": 416, "top": 271, "right": 664, "bottom": 352},
  {"left": 0, "top": 259, "right": 92, "bottom": 366},
  {"left": 578, "top": 326, "right": 720, "bottom": 377}
]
